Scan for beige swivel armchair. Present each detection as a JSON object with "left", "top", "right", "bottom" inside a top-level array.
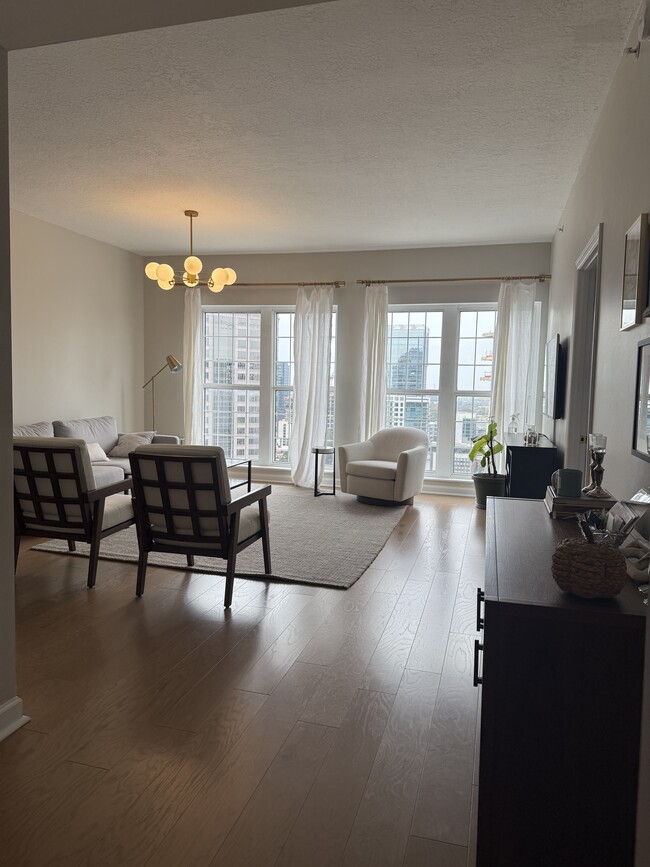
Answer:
[{"left": 338, "top": 427, "right": 428, "bottom": 505}]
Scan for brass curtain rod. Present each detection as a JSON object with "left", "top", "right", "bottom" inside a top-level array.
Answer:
[
  {"left": 233, "top": 280, "right": 345, "bottom": 288},
  {"left": 356, "top": 274, "right": 551, "bottom": 285}
]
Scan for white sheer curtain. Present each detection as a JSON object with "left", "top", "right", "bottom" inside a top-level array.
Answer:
[
  {"left": 290, "top": 286, "right": 333, "bottom": 487},
  {"left": 183, "top": 285, "right": 203, "bottom": 445},
  {"left": 490, "top": 281, "right": 537, "bottom": 458},
  {"left": 359, "top": 284, "right": 388, "bottom": 440}
]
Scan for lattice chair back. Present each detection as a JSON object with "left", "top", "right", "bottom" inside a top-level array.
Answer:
[
  {"left": 13, "top": 437, "right": 96, "bottom": 537},
  {"left": 129, "top": 445, "right": 233, "bottom": 554}
]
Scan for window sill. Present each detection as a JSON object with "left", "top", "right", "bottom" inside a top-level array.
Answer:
[{"left": 229, "top": 464, "right": 473, "bottom": 498}]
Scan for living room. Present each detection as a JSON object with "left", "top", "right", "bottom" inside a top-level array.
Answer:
[{"left": 2, "top": 2, "right": 650, "bottom": 865}]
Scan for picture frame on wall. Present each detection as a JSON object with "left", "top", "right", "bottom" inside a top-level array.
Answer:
[
  {"left": 621, "top": 213, "right": 649, "bottom": 330},
  {"left": 632, "top": 337, "right": 650, "bottom": 464}
]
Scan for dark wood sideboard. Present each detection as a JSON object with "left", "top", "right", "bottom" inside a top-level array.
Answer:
[
  {"left": 474, "top": 498, "right": 646, "bottom": 866},
  {"left": 504, "top": 433, "right": 558, "bottom": 499}
]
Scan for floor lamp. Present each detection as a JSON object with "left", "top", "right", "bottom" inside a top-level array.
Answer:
[{"left": 143, "top": 355, "right": 182, "bottom": 430}]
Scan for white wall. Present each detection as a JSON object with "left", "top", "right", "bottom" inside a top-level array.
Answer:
[
  {"left": 543, "top": 36, "right": 650, "bottom": 864},
  {"left": 11, "top": 211, "right": 145, "bottom": 430},
  {"left": 144, "top": 243, "right": 551, "bottom": 445},
  {"left": 546, "top": 44, "right": 650, "bottom": 499}
]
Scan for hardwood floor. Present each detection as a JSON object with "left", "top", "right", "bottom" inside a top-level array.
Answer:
[{"left": 1, "top": 494, "right": 484, "bottom": 866}]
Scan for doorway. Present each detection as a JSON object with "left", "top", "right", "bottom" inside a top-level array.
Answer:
[{"left": 564, "top": 224, "right": 603, "bottom": 474}]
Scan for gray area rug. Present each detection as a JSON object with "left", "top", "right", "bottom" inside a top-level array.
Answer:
[{"left": 33, "top": 486, "right": 406, "bottom": 589}]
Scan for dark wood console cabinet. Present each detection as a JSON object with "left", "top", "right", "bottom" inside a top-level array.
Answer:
[
  {"left": 475, "top": 499, "right": 646, "bottom": 867},
  {"left": 504, "top": 433, "right": 557, "bottom": 499}
]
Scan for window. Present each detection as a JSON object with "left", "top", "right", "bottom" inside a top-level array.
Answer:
[
  {"left": 203, "top": 308, "right": 336, "bottom": 466},
  {"left": 385, "top": 305, "right": 499, "bottom": 478},
  {"left": 386, "top": 311, "right": 442, "bottom": 471},
  {"left": 454, "top": 310, "right": 496, "bottom": 475}
]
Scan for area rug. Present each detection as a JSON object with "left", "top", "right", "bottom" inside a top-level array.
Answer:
[{"left": 32, "top": 486, "right": 406, "bottom": 589}]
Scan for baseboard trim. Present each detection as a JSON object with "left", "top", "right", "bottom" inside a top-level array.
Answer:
[
  {"left": 422, "top": 477, "right": 474, "bottom": 497},
  {"left": 0, "top": 696, "right": 29, "bottom": 743}
]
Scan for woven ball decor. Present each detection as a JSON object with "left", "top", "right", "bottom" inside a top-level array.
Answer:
[{"left": 552, "top": 538, "right": 627, "bottom": 598}]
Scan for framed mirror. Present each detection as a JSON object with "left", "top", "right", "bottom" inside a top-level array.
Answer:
[
  {"left": 633, "top": 337, "right": 650, "bottom": 463},
  {"left": 621, "top": 213, "right": 649, "bottom": 330}
]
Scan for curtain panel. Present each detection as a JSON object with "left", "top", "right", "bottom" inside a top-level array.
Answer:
[
  {"left": 183, "top": 285, "right": 203, "bottom": 445},
  {"left": 359, "top": 284, "right": 388, "bottom": 441},
  {"left": 290, "top": 286, "right": 333, "bottom": 487},
  {"left": 490, "top": 280, "right": 537, "bottom": 464}
]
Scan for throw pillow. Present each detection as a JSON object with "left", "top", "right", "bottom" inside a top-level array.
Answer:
[
  {"left": 87, "top": 442, "right": 109, "bottom": 462},
  {"left": 109, "top": 432, "right": 156, "bottom": 457}
]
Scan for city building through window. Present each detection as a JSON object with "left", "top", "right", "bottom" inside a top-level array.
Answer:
[{"left": 203, "top": 308, "right": 336, "bottom": 466}]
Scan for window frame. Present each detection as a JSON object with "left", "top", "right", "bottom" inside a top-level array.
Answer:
[{"left": 386, "top": 302, "right": 498, "bottom": 479}]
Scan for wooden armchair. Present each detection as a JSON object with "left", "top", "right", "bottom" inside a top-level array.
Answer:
[
  {"left": 13, "top": 437, "right": 134, "bottom": 587},
  {"left": 128, "top": 445, "right": 271, "bottom": 607}
]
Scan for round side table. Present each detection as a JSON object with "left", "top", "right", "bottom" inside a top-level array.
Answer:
[{"left": 311, "top": 446, "right": 336, "bottom": 497}]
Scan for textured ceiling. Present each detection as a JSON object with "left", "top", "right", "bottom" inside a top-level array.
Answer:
[
  {"left": 0, "top": 0, "right": 336, "bottom": 50},
  {"left": 8, "top": 0, "right": 640, "bottom": 255}
]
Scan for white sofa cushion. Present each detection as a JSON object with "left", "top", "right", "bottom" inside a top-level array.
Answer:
[
  {"left": 87, "top": 442, "right": 109, "bottom": 462},
  {"left": 53, "top": 415, "right": 119, "bottom": 453},
  {"left": 109, "top": 432, "right": 156, "bottom": 457},
  {"left": 13, "top": 420, "right": 54, "bottom": 437},
  {"left": 346, "top": 459, "right": 398, "bottom": 481}
]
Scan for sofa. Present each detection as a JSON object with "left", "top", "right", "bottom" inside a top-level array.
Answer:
[{"left": 13, "top": 415, "right": 180, "bottom": 488}]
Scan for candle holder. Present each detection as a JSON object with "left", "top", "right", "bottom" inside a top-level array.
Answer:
[{"left": 583, "top": 433, "right": 612, "bottom": 499}]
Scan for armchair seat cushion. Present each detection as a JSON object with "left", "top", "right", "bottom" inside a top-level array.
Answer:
[
  {"left": 346, "top": 460, "right": 397, "bottom": 481},
  {"left": 152, "top": 503, "right": 267, "bottom": 548},
  {"left": 92, "top": 464, "right": 125, "bottom": 488},
  {"left": 102, "top": 494, "right": 134, "bottom": 530}
]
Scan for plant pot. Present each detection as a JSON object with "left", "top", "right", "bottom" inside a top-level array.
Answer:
[{"left": 472, "top": 473, "right": 506, "bottom": 510}]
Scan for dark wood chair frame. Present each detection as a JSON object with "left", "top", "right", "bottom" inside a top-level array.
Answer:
[
  {"left": 14, "top": 442, "right": 134, "bottom": 588},
  {"left": 129, "top": 452, "right": 271, "bottom": 607}
]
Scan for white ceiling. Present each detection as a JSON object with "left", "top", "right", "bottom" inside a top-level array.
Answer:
[{"left": 8, "top": 0, "right": 640, "bottom": 255}]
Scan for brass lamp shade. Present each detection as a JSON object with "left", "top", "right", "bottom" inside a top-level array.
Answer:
[{"left": 166, "top": 355, "right": 182, "bottom": 373}]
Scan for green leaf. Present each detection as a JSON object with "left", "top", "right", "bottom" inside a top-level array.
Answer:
[{"left": 492, "top": 442, "right": 503, "bottom": 456}]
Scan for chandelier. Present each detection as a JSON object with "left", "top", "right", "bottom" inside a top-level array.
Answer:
[{"left": 144, "top": 210, "right": 237, "bottom": 293}]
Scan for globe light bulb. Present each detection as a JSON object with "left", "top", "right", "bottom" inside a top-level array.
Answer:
[
  {"left": 184, "top": 255, "right": 202, "bottom": 275},
  {"left": 211, "top": 268, "right": 228, "bottom": 285},
  {"left": 158, "top": 278, "right": 174, "bottom": 291},
  {"left": 145, "top": 261, "right": 160, "bottom": 280},
  {"left": 156, "top": 263, "right": 174, "bottom": 282},
  {"left": 183, "top": 272, "right": 199, "bottom": 287},
  {"left": 224, "top": 267, "right": 237, "bottom": 285},
  {"left": 209, "top": 281, "right": 224, "bottom": 294}
]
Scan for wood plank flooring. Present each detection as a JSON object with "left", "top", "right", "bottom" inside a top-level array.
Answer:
[{"left": 1, "top": 494, "right": 484, "bottom": 866}]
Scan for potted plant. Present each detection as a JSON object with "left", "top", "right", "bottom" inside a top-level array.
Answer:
[{"left": 469, "top": 420, "right": 506, "bottom": 510}]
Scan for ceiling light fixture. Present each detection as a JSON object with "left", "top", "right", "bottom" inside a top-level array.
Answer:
[{"left": 144, "top": 210, "right": 237, "bottom": 293}]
